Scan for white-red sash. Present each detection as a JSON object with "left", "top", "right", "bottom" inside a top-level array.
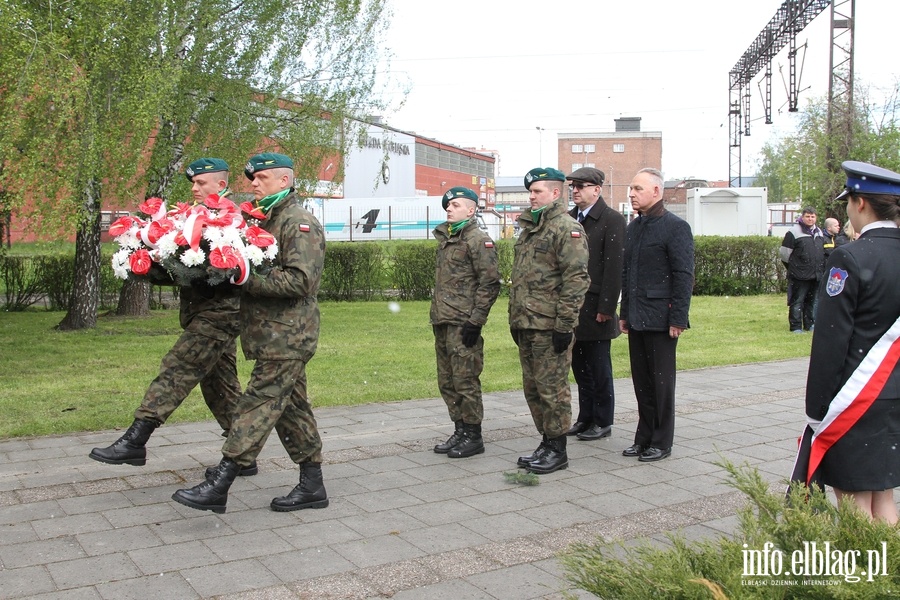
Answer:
[{"left": 807, "top": 314, "right": 900, "bottom": 484}]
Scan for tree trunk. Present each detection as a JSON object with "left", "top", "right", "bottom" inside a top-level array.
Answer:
[
  {"left": 115, "top": 278, "right": 151, "bottom": 316},
  {"left": 58, "top": 180, "right": 102, "bottom": 330}
]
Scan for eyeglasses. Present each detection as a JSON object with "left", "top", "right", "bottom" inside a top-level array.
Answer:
[{"left": 568, "top": 183, "right": 599, "bottom": 190}]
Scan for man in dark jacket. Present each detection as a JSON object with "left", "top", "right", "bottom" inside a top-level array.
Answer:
[
  {"left": 779, "top": 207, "right": 825, "bottom": 332},
  {"left": 619, "top": 168, "right": 694, "bottom": 463},
  {"left": 822, "top": 217, "right": 850, "bottom": 261},
  {"left": 430, "top": 187, "right": 500, "bottom": 459},
  {"left": 564, "top": 167, "right": 625, "bottom": 441}
]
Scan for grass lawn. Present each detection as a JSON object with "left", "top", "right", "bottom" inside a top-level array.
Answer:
[{"left": 0, "top": 295, "right": 810, "bottom": 439}]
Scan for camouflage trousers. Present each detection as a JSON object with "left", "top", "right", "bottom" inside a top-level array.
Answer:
[
  {"left": 135, "top": 329, "right": 241, "bottom": 434},
  {"left": 516, "top": 329, "right": 573, "bottom": 438},
  {"left": 222, "top": 359, "right": 322, "bottom": 468},
  {"left": 433, "top": 324, "right": 484, "bottom": 425}
]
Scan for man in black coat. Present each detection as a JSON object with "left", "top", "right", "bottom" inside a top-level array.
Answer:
[
  {"left": 779, "top": 207, "right": 824, "bottom": 332},
  {"left": 564, "top": 168, "right": 625, "bottom": 441},
  {"left": 619, "top": 168, "right": 694, "bottom": 462}
]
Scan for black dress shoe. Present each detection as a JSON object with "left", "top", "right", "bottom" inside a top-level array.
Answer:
[
  {"left": 638, "top": 447, "right": 672, "bottom": 462},
  {"left": 565, "top": 421, "right": 589, "bottom": 436},
  {"left": 622, "top": 444, "right": 646, "bottom": 457},
  {"left": 576, "top": 424, "right": 612, "bottom": 441}
]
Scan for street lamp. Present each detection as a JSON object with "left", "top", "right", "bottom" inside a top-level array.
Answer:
[{"left": 535, "top": 126, "right": 544, "bottom": 165}]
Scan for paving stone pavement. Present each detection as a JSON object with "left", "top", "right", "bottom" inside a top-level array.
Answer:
[{"left": 4, "top": 357, "right": 888, "bottom": 600}]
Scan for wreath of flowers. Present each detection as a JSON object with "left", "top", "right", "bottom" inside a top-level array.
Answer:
[{"left": 110, "top": 194, "right": 278, "bottom": 286}]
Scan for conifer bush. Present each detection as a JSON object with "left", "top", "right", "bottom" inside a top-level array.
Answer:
[{"left": 561, "top": 461, "right": 899, "bottom": 599}]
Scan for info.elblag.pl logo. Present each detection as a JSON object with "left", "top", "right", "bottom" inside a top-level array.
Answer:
[{"left": 742, "top": 541, "right": 889, "bottom": 585}]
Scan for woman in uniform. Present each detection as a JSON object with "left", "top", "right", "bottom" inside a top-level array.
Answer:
[{"left": 803, "top": 160, "right": 900, "bottom": 523}]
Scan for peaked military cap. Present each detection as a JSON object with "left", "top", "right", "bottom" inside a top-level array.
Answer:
[
  {"left": 835, "top": 160, "right": 900, "bottom": 200},
  {"left": 524, "top": 167, "right": 566, "bottom": 190},
  {"left": 244, "top": 153, "right": 294, "bottom": 180},
  {"left": 566, "top": 167, "right": 605, "bottom": 186},
  {"left": 442, "top": 186, "right": 478, "bottom": 209},
  {"left": 185, "top": 158, "right": 229, "bottom": 182}
]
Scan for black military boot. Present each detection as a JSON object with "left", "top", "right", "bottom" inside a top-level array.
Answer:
[
  {"left": 270, "top": 462, "right": 329, "bottom": 512},
  {"left": 526, "top": 435, "right": 568, "bottom": 474},
  {"left": 89, "top": 419, "right": 158, "bottom": 466},
  {"left": 171, "top": 457, "right": 240, "bottom": 514},
  {"left": 517, "top": 434, "right": 548, "bottom": 468},
  {"left": 433, "top": 420, "right": 464, "bottom": 454},
  {"left": 204, "top": 460, "right": 258, "bottom": 479},
  {"left": 447, "top": 423, "right": 484, "bottom": 458}
]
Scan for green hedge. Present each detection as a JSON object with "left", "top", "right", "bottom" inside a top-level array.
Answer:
[
  {"left": 1, "top": 236, "right": 789, "bottom": 310},
  {"left": 693, "top": 236, "right": 787, "bottom": 296}
]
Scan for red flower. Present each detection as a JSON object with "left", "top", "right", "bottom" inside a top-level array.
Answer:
[
  {"left": 240, "top": 201, "right": 266, "bottom": 220},
  {"left": 244, "top": 225, "right": 276, "bottom": 247},
  {"left": 204, "top": 194, "right": 238, "bottom": 212},
  {"left": 139, "top": 197, "right": 164, "bottom": 217},
  {"left": 209, "top": 246, "right": 240, "bottom": 269},
  {"left": 129, "top": 249, "right": 152, "bottom": 275},
  {"left": 168, "top": 202, "right": 192, "bottom": 217},
  {"left": 109, "top": 216, "right": 143, "bottom": 237},
  {"left": 146, "top": 218, "right": 175, "bottom": 244},
  {"left": 174, "top": 231, "right": 189, "bottom": 246}
]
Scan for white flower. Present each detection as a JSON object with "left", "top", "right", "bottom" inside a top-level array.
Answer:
[
  {"left": 203, "top": 226, "right": 225, "bottom": 245},
  {"left": 119, "top": 230, "right": 143, "bottom": 250},
  {"left": 113, "top": 263, "right": 129, "bottom": 279},
  {"left": 156, "top": 232, "right": 179, "bottom": 259},
  {"left": 244, "top": 245, "right": 265, "bottom": 266},
  {"left": 264, "top": 242, "right": 278, "bottom": 261},
  {"left": 180, "top": 248, "right": 206, "bottom": 267}
]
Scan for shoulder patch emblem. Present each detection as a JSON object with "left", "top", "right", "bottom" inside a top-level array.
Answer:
[
  {"left": 484, "top": 241, "right": 494, "bottom": 248},
  {"left": 299, "top": 224, "right": 310, "bottom": 232},
  {"left": 571, "top": 230, "right": 582, "bottom": 238},
  {"left": 825, "top": 266, "right": 848, "bottom": 297}
]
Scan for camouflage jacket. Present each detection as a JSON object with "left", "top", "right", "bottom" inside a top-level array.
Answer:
[
  {"left": 180, "top": 285, "right": 241, "bottom": 342},
  {"left": 430, "top": 219, "right": 500, "bottom": 326},
  {"left": 509, "top": 196, "right": 589, "bottom": 332},
  {"left": 240, "top": 191, "right": 325, "bottom": 362}
]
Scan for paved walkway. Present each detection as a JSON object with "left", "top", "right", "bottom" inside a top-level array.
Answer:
[{"left": 0, "top": 358, "right": 841, "bottom": 599}]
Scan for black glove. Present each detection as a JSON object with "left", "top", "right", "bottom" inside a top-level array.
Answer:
[
  {"left": 510, "top": 328, "right": 521, "bottom": 346},
  {"left": 552, "top": 330, "right": 573, "bottom": 354},
  {"left": 461, "top": 322, "right": 482, "bottom": 348}
]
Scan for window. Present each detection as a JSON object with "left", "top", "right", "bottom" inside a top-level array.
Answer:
[
  {"left": 584, "top": 144, "right": 595, "bottom": 153},
  {"left": 572, "top": 144, "right": 583, "bottom": 153},
  {"left": 613, "top": 143, "right": 625, "bottom": 153},
  {"left": 585, "top": 163, "right": 595, "bottom": 168},
  {"left": 571, "top": 163, "right": 583, "bottom": 171}
]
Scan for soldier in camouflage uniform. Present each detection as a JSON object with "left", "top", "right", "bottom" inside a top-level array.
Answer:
[
  {"left": 431, "top": 187, "right": 500, "bottom": 459},
  {"left": 89, "top": 158, "right": 251, "bottom": 474},
  {"left": 172, "top": 153, "right": 328, "bottom": 514},
  {"left": 510, "top": 167, "right": 589, "bottom": 474}
]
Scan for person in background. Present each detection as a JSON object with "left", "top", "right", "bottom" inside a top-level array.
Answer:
[
  {"left": 564, "top": 167, "right": 624, "bottom": 442},
  {"left": 800, "top": 160, "right": 900, "bottom": 524},
  {"left": 779, "top": 206, "right": 824, "bottom": 333},
  {"left": 822, "top": 217, "right": 850, "bottom": 260},
  {"left": 430, "top": 186, "right": 500, "bottom": 459}
]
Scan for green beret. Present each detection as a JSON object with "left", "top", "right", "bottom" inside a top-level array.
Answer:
[
  {"left": 441, "top": 186, "right": 478, "bottom": 209},
  {"left": 524, "top": 167, "right": 566, "bottom": 190},
  {"left": 244, "top": 153, "right": 294, "bottom": 180},
  {"left": 185, "top": 158, "right": 229, "bottom": 182}
]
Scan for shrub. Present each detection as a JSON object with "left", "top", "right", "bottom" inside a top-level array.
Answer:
[
  {"left": 390, "top": 241, "right": 436, "bottom": 300},
  {"left": 561, "top": 461, "right": 900, "bottom": 599},
  {"left": 495, "top": 239, "right": 514, "bottom": 296},
  {"left": 36, "top": 255, "right": 74, "bottom": 310},
  {"left": 321, "top": 242, "right": 385, "bottom": 301},
  {"left": 1, "top": 256, "right": 43, "bottom": 310},
  {"left": 694, "top": 236, "right": 787, "bottom": 296}
]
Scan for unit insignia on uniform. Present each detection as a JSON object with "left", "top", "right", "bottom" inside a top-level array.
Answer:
[{"left": 826, "top": 266, "right": 849, "bottom": 297}]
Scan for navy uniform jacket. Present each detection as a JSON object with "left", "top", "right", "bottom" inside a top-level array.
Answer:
[
  {"left": 569, "top": 199, "right": 625, "bottom": 341},
  {"left": 805, "top": 227, "right": 900, "bottom": 421}
]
